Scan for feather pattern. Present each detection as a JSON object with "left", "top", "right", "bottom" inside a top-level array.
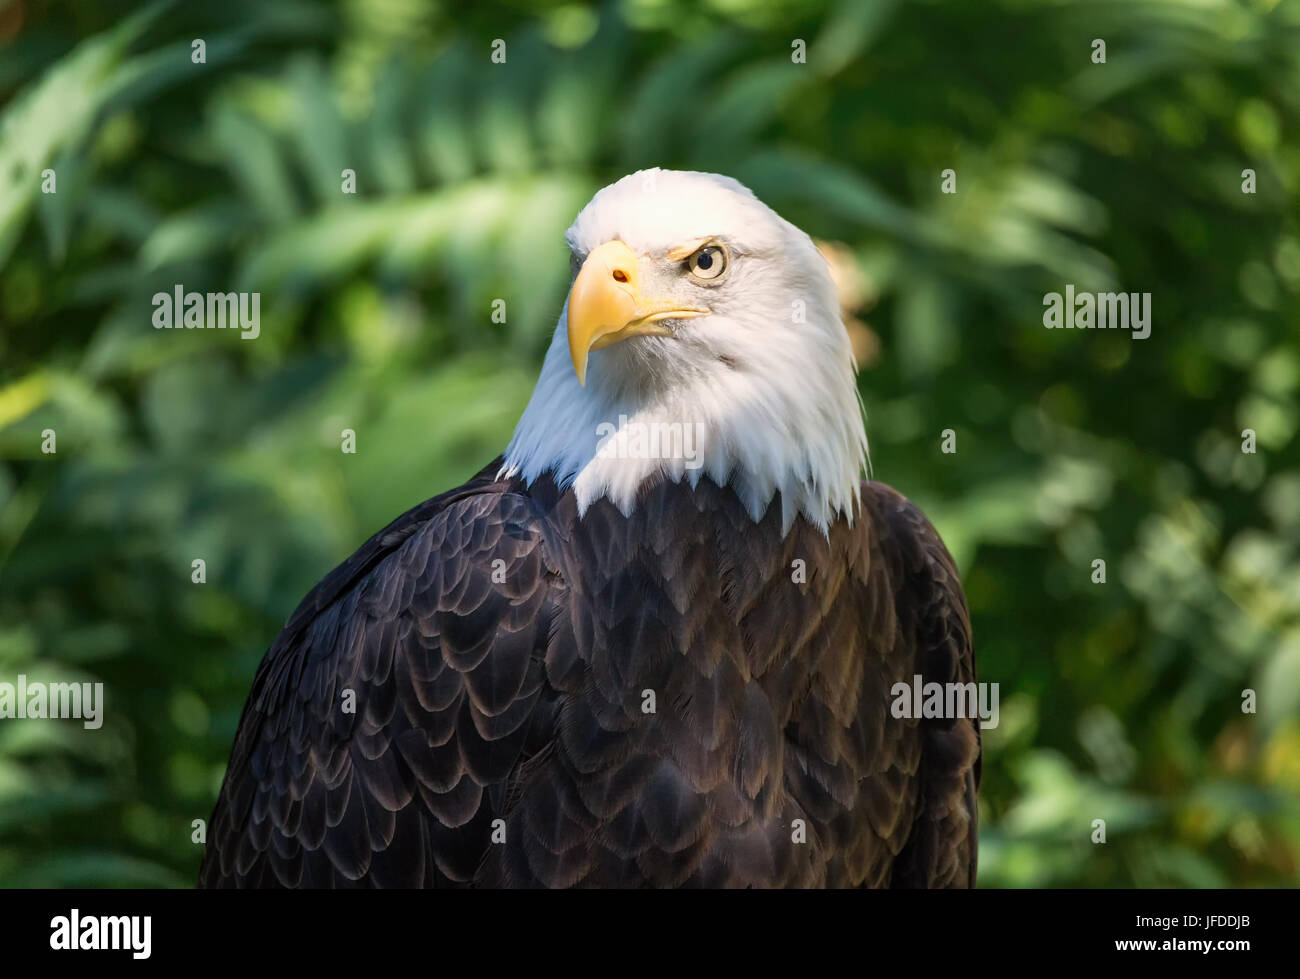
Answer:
[{"left": 199, "top": 459, "right": 978, "bottom": 888}]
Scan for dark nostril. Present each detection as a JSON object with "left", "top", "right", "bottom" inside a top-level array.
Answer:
[{"left": 612, "top": 269, "right": 629, "bottom": 283}]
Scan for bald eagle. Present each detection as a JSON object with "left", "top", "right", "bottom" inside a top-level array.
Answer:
[{"left": 199, "top": 169, "right": 980, "bottom": 888}]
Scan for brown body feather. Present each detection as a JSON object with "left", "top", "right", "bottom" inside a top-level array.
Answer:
[{"left": 199, "top": 459, "right": 979, "bottom": 888}]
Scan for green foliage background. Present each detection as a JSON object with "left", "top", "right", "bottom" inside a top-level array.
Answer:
[{"left": 0, "top": 0, "right": 1297, "bottom": 887}]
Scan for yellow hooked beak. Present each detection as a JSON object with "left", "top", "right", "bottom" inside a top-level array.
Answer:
[{"left": 566, "top": 240, "right": 708, "bottom": 385}]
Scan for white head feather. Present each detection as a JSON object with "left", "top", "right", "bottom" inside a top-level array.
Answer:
[{"left": 501, "top": 168, "right": 869, "bottom": 535}]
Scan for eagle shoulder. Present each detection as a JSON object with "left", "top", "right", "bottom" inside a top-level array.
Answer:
[
  {"left": 858, "top": 480, "right": 980, "bottom": 888},
  {"left": 198, "top": 459, "right": 564, "bottom": 887}
]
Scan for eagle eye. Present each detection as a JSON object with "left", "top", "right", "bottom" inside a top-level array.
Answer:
[{"left": 686, "top": 244, "right": 728, "bottom": 282}]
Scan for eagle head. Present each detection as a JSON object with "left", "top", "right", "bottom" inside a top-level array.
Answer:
[{"left": 502, "top": 168, "right": 869, "bottom": 535}]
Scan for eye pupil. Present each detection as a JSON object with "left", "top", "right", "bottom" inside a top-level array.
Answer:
[{"left": 688, "top": 245, "right": 726, "bottom": 280}]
